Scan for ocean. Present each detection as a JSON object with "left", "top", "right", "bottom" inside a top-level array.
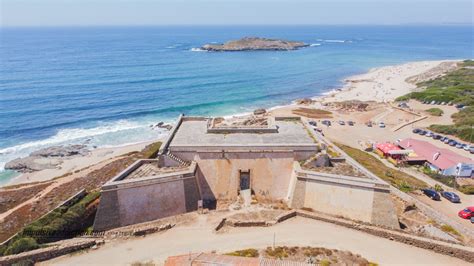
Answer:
[{"left": 0, "top": 25, "right": 472, "bottom": 185}]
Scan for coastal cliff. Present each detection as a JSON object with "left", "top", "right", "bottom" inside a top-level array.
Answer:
[{"left": 201, "top": 37, "right": 308, "bottom": 51}]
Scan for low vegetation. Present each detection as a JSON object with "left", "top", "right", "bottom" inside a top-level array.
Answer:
[
  {"left": 142, "top": 142, "right": 163, "bottom": 159},
  {"left": 0, "top": 191, "right": 100, "bottom": 256},
  {"left": 425, "top": 107, "right": 443, "bottom": 116},
  {"left": 0, "top": 142, "right": 162, "bottom": 246},
  {"left": 440, "top": 224, "right": 461, "bottom": 237},
  {"left": 337, "top": 144, "right": 428, "bottom": 192},
  {"left": 225, "top": 248, "right": 259, "bottom": 258},
  {"left": 396, "top": 60, "right": 474, "bottom": 142}
]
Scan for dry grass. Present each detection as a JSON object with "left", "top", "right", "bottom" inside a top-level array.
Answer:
[
  {"left": 292, "top": 108, "right": 333, "bottom": 119},
  {"left": 336, "top": 143, "right": 428, "bottom": 192}
]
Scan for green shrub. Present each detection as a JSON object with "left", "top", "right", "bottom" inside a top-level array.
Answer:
[
  {"left": 320, "top": 259, "right": 331, "bottom": 266},
  {"left": 4, "top": 237, "right": 39, "bottom": 255},
  {"left": 142, "top": 142, "right": 162, "bottom": 158},
  {"left": 0, "top": 244, "right": 7, "bottom": 256},
  {"left": 226, "top": 248, "right": 259, "bottom": 258},
  {"left": 425, "top": 108, "right": 444, "bottom": 116},
  {"left": 458, "top": 185, "right": 474, "bottom": 195},
  {"left": 396, "top": 61, "right": 474, "bottom": 143},
  {"left": 434, "top": 184, "right": 443, "bottom": 192}
]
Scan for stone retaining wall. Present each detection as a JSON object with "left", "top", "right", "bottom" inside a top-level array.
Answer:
[{"left": 0, "top": 239, "right": 97, "bottom": 265}]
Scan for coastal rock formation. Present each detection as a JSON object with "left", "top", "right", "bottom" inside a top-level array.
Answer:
[
  {"left": 253, "top": 108, "right": 267, "bottom": 115},
  {"left": 201, "top": 37, "right": 308, "bottom": 51},
  {"left": 295, "top": 98, "right": 314, "bottom": 105},
  {"left": 5, "top": 144, "right": 89, "bottom": 173},
  {"left": 150, "top": 122, "right": 173, "bottom": 131},
  {"left": 30, "top": 144, "right": 89, "bottom": 157}
]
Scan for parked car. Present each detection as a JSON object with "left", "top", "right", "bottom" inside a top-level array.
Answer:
[
  {"left": 455, "top": 104, "right": 465, "bottom": 109},
  {"left": 431, "top": 101, "right": 436, "bottom": 105},
  {"left": 463, "top": 144, "right": 470, "bottom": 151},
  {"left": 440, "top": 136, "right": 447, "bottom": 142},
  {"left": 347, "top": 121, "right": 355, "bottom": 126},
  {"left": 448, "top": 140, "right": 457, "bottom": 146},
  {"left": 425, "top": 132, "right": 433, "bottom": 137},
  {"left": 470, "top": 147, "right": 474, "bottom": 154},
  {"left": 322, "top": 120, "right": 331, "bottom": 126},
  {"left": 309, "top": 121, "right": 317, "bottom": 126},
  {"left": 432, "top": 134, "right": 442, "bottom": 140},
  {"left": 458, "top": 207, "right": 474, "bottom": 219},
  {"left": 455, "top": 143, "right": 463, "bottom": 149},
  {"left": 443, "top": 138, "right": 451, "bottom": 144},
  {"left": 313, "top": 127, "right": 323, "bottom": 133},
  {"left": 420, "top": 130, "right": 427, "bottom": 135},
  {"left": 412, "top": 128, "right": 421, "bottom": 134},
  {"left": 379, "top": 122, "right": 386, "bottom": 128},
  {"left": 471, "top": 217, "right": 474, "bottom": 223},
  {"left": 441, "top": 191, "right": 461, "bottom": 203},
  {"left": 338, "top": 120, "right": 345, "bottom": 125},
  {"left": 366, "top": 121, "right": 373, "bottom": 127},
  {"left": 441, "top": 102, "right": 446, "bottom": 105},
  {"left": 422, "top": 189, "right": 441, "bottom": 201}
]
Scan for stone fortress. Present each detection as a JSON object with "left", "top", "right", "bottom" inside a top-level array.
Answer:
[{"left": 93, "top": 114, "right": 399, "bottom": 231}]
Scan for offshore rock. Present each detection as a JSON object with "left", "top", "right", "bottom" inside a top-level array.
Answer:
[{"left": 201, "top": 37, "right": 308, "bottom": 51}]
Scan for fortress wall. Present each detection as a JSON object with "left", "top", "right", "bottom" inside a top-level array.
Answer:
[
  {"left": 371, "top": 189, "right": 400, "bottom": 229},
  {"left": 289, "top": 163, "right": 398, "bottom": 227},
  {"left": 302, "top": 178, "right": 375, "bottom": 223},
  {"left": 94, "top": 176, "right": 200, "bottom": 231},
  {"left": 93, "top": 190, "right": 121, "bottom": 231},
  {"left": 180, "top": 151, "right": 297, "bottom": 200}
]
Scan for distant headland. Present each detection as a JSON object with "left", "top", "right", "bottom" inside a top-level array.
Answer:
[{"left": 201, "top": 37, "right": 309, "bottom": 51}]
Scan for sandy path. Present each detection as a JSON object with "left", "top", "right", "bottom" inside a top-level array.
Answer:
[
  {"left": 0, "top": 154, "right": 121, "bottom": 221},
  {"left": 45, "top": 217, "right": 469, "bottom": 265}
]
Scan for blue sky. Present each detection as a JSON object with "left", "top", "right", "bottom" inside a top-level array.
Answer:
[{"left": 1, "top": 0, "right": 472, "bottom": 27}]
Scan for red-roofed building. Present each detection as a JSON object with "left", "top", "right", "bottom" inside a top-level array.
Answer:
[
  {"left": 398, "top": 138, "right": 473, "bottom": 177},
  {"left": 375, "top": 142, "right": 408, "bottom": 165}
]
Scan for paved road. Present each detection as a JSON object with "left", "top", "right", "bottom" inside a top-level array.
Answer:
[{"left": 44, "top": 216, "right": 470, "bottom": 265}]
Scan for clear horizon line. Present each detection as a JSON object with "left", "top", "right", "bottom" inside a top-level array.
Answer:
[{"left": 1, "top": 22, "right": 472, "bottom": 29}]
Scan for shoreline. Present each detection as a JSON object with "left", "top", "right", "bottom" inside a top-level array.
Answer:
[
  {"left": 3, "top": 140, "right": 157, "bottom": 187},
  {"left": 1, "top": 59, "right": 461, "bottom": 187}
]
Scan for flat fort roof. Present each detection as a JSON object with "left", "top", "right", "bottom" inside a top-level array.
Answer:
[{"left": 169, "top": 117, "right": 317, "bottom": 148}]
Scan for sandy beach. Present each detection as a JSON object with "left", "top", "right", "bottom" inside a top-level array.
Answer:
[{"left": 321, "top": 60, "right": 459, "bottom": 103}]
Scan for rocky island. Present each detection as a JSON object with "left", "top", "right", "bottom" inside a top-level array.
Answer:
[{"left": 201, "top": 37, "right": 308, "bottom": 51}]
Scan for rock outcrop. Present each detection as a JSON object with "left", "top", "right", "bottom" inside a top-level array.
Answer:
[
  {"left": 201, "top": 37, "right": 308, "bottom": 51},
  {"left": 5, "top": 144, "right": 90, "bottom": 173},
  {"left": 253, "top": 108, "right": 267, "bottom": 115}
]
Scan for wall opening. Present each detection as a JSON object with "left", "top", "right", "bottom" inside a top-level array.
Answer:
[{"left": 239, "top": 170, "right": 250, "bottom": 191}]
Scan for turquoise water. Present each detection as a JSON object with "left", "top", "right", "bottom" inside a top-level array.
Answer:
[{"left": 0, "top": 25, "right": 472, "bottom": 185}]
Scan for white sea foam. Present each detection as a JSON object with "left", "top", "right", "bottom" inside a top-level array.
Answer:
[
  {"left": 0, "top": 120, "right": 144, "bottom": 155},
  {"left": 316, "top": 39, "right": 349, "bottom": 43},
  {"left": 0, "top": 119, "right": 163, "bottom": 172},
  {"left": 190, "top": 48, "right": 206, "bottom": 52},
  {"left": 310, "top": 43, "right": 321, "bottom": 47}
]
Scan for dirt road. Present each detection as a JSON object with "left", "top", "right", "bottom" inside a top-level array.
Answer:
[{"left": 44, "top": 216, "right": 470, "bottom": 265}]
